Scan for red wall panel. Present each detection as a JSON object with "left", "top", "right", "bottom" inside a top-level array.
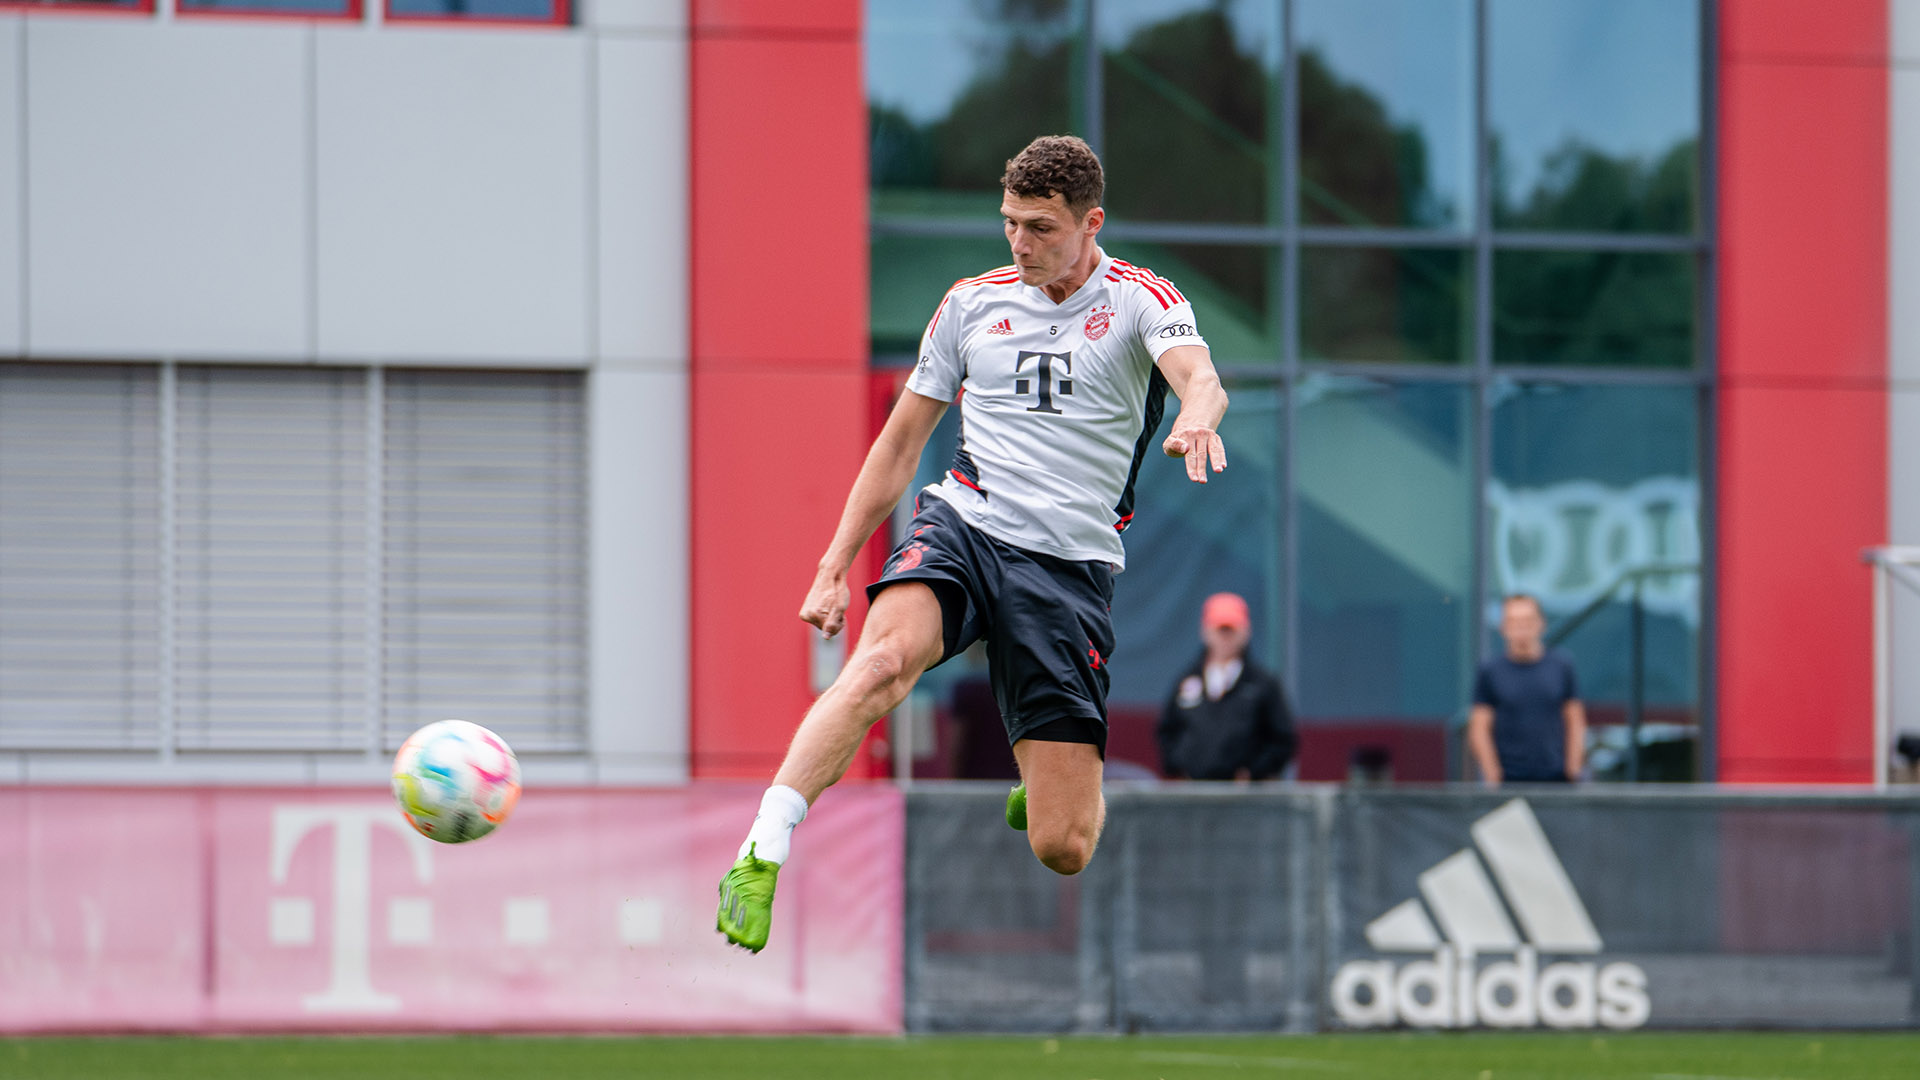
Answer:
[
  {"left": 692, "top": 0, "right": 858, "bottom": 35},
  {"left": 690, "top": 5, "right": 869, "bottom": 778},
  {"left": 1722, "top": 0, "right": 1886, "bottom": 62},
  {"left": 1716, "top": 1, "right": 1888, "bottom": 783},
  {"left": 1717, "top": 387, "right": 1884, "bottom": 781}
]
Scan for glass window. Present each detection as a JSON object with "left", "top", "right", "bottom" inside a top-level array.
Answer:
[
  {"left": 387, "top": 0, "right": 565, "bottom": 20},
  {"left": 1488, "top": 382, "right": 1701, "bottom": 779},
  {"left": 1297, "top": 0, "right": 1473, "bottom": 230},
  {"left": 181, "top": 0, "right": 352, "bottom": 13},
  {"left": 383, "top": 370, "right": 587, "bottom": 753},
  {"left": 1106, "top": 241, "right": 1278, "bottom": 365},
  {"left": 1296, "top": 376, "right": 1473, "bottom": 728},
  {"left": 1301, "top": 246, "right": 1471, "bottom": 365},
  {"left": 2, "top": 0, "right": 150, "bottom": 8},
  {"left": 868, "top": 0, "right": 1079, "bottom": 220},
  {"left": 870, "top": 233, "right": 1015, "bottom": 356},
  {"left": 1493, "top": 250, "right": 1695, "bottom": 368},
  {"left": 1099, "top": 0, "right": 1279, "bottom": 224},
  {"left": 1489, "top": 0, "right": 1700, "bottom": 233},
  {"left": 174, "top": 368, "right": 368, "bottom": 751},
  {"left": 1109, "top": 382, "right": 1284, "bottom": 711},
  {"left": 0, "top": 364, "right": 160, "bottom": 750}
]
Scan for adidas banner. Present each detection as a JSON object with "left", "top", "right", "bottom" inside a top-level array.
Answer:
[{"left": 905, "top": 786, "right": 1920, "bottom": 1033}]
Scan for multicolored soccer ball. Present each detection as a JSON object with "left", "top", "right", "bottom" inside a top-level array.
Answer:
[{"left": 391, "top": 720, "right": 521, "bottom": 844}]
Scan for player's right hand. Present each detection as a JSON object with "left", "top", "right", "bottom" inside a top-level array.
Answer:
[{"left": 800, "top": 565, "right": 852, "bottom": 638}]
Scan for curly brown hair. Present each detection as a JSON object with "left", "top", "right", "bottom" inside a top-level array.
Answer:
[{"left": 1000, "top": 135, "right": 1105, "bottom": 218}]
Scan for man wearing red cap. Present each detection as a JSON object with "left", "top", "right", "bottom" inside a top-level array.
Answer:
[{"left": 1156, "top": 592, "right": 1296, "bottom": 782}]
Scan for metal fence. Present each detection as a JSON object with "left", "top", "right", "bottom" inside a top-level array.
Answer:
[{"left": 904, "top": 785, "right": 1920, "bottom": 1032}]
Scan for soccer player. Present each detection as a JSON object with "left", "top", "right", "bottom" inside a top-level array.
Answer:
[{"left": 717, "top": 135, "right": 1229, "bottom": 953}]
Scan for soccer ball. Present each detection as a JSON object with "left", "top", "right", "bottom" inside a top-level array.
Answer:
[{"left": 391, "top": 720, "right": 521, "bottom": 844}]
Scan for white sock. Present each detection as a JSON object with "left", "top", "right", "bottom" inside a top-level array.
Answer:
[{"left": 737, "top": 784, "right": 809, "bottom": 865}]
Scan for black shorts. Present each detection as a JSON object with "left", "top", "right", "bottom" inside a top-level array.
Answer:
[{"left": 866, "top": 493, "right": 1115, "bottom": 755}]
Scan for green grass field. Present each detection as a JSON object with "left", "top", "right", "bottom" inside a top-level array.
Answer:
[{"left": 4, "top": 1033, "right": 1918, "bottom": 1080}]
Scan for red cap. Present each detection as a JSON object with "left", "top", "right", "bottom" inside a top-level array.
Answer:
[{"left": 1201, "top": 592, "right": 1250, "bottom": 631}]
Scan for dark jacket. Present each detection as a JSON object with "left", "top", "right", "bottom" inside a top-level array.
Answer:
[{"left": 1156, "top": 653, "right": 1297, "bottom": 781}]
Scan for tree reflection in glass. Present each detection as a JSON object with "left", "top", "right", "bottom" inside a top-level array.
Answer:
[
  {"left": 1297, "top": 0, "right": 1472, "bottom": 230},
  {"left": 1489, "top": 0, "right": 1700, "bottom": 234},
  {"left": 869, "top": 0, "right": 1079, "bottom": 218}
]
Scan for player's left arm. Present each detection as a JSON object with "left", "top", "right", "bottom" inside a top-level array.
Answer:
[{"left": 1155, "top": 344, "right": 1229, "bottom": 484}]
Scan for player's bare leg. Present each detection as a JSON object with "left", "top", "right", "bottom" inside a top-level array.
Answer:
[
  {"left": 1012, "top": 738, "right": 1106, "bottom": 875},
  {"left": 718, "top": 582, "right": 943, "bottom": 951},
  {"left": 774, "top": 581, "right": 944, "bottom": 800}
]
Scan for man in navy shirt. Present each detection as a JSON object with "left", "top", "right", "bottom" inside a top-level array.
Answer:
[{"left": 1469, "top": 594, "right": 1587, "bottom": 785}]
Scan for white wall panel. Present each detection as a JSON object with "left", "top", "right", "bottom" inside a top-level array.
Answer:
[
  {"left": 597, "top": 35, "right": 686, "bottom": 368},
  {"left": 316, "top": 28, "right": 590, "bottom": 363},
  {"left": 581, "top": 0, "right": 684, "bottom": 33},
  {"left": 1896, "top": 0, "right": 1920, "bottom": 63},
  {"left": 588, "top": 367, "right": 686, "bottom": 782},
  {"left": 1891, "top": 50, "right": 1920, "bottom": 735},
  {"left": 0, "top": 19, "right": 22, "bottom": 356},
  {"left": 25, "top": 21, "right": 310, "bottom": 358}
]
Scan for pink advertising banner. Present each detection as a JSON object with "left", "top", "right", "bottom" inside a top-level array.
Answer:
[{"left": 0, "top": 784, "right": 902, "bottom": 1033}]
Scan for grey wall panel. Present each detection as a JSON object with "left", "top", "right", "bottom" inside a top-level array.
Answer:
[
  {"left": 0, "top": 19, "right": 20, "bottom": 356},
  {"left": 596, "top": 35, "right": 686, "bottom": 368},
  {"left": 315, "top": 28, "right": 591, "bottom": 363},
  {"left": 588, "top": 367, "right": 687, "bottom": 782},
  {"left": 25, "top": 21, "right": 310, "bottom": 358}
]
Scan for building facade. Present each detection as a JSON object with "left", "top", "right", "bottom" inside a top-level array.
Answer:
[{"left": 0, "top": 0, "right": 1911, "bottom": 786}]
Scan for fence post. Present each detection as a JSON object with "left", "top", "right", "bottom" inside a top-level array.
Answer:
[{"left": 1874, "top": 559, "right": 1890, "bottom": 792}]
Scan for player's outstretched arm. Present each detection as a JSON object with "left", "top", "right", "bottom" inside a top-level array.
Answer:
[
  {"left": 1155, "top": 344, "right": 1230, "bottom": 483},
  {"left": 800, "top": 389, "right": 949, "bottom": 638}
]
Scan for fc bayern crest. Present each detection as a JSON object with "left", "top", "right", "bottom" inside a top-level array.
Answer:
[{"left": 1085, "top": 304, "right": 1114, "bottom": 341}]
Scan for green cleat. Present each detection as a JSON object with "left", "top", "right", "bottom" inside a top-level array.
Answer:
[
  {"left": 716, "top": 843, "right": 779, "bottom": 953},
  {"left": 1005, "top": 783, "right": 1027, "bottom": 831}
]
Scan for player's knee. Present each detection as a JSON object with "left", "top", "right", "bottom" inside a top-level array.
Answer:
[
  {"left": 842, "top": 643, "right": 912, "bottom": 708},
  {"left": 1031, "top": 829, "right": 1095, "bottom": 876}
]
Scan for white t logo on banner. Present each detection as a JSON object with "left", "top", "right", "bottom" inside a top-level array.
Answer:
[{"left": 269, "top": 805, "right": 435, "bottom": 1013}]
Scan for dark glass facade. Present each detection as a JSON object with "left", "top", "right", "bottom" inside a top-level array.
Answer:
[{"left": 869, "top": 0, "right": 1708, "bottom": 781}]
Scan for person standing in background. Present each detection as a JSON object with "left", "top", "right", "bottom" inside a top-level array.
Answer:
[
  {"left": 1157, "top": 592, "right": 1296, "bottom": 781},
  {"left": 1469, "top": 594, "right": 1587, "bottom": 786}
]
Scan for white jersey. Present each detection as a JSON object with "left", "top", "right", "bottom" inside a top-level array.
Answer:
[{"left": 905, "top": 249, "right": 1207, "bottom": 570}]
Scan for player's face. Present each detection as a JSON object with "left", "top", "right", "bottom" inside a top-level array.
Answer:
[{"left": 1002, "top": 192, "right": 1102, "bottom": 289}]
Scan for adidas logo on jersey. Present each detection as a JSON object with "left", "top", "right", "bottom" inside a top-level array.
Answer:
[
  {"left": 985, "top": 318, "right": 1014, "bottom": 335},
  {"left": 1330, "top": 799, "right": 1651, "bottom": 1031}
]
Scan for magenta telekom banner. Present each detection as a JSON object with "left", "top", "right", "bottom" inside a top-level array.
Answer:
[{"left": 0, "top": 784, "right": 902, "bottom": 1033}]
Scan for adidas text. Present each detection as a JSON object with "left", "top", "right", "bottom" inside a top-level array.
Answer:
[{"left": 1331, "top": 946, "right": 1649, "bottom": 1029}]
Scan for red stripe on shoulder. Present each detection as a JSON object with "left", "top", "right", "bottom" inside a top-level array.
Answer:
[
  {"left": 928, "top": 268, "right": 1018, "bottom": 336},
  {"left": 1113, "top": 260, "right": 1185, "bottom": 305},
  {"left": 1114, "top": 268, "right": 1173, "bottom": 310},
  {"left": 951, "top": 266, "right": 1019, "bottom": 291}
]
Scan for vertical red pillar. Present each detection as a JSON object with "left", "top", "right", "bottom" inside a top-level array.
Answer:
[
  {"left": 1717, "top": 0, "right": 1888, "bottom": 782},
  {"left": 689, "top": 0, "right": 869, "bottom": 777}
]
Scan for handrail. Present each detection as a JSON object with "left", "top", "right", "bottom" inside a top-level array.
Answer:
[
  {"left": 1534, "top": 563, "right": 1700, "bottom": 783},
  {"left": 1545, "top": 563, "right": 1701, "bottom": 648}
]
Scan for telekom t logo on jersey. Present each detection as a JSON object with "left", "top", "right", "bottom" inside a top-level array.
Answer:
[{"left": 1014, "top": 350, "right": 1073, "bottom": 414}]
